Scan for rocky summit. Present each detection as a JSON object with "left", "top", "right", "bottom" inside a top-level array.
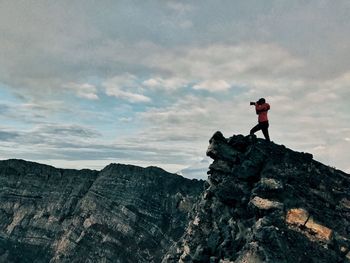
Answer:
[
  {"left": 163, "top": 132, "right": 350, "bottom": 263},
  {"left": 0, "top": 160, "right": 203, "bottom": 263}
]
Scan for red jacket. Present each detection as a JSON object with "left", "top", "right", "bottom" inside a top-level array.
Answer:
[{"left": 256, "top": 103, "right": 270, "bottom": 122}]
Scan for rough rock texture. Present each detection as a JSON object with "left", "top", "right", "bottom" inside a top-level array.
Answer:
[
  {"left": 162, "top": 132, "right": 350, "bottom": 263},
  {"left": 0, "top": 159, "right": 203, "bottom": 263}
]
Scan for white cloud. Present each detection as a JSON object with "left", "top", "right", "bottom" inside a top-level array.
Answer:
[
  {"left": 140, "top": 43, "right": 305, "bottom": 95},
  {"left": 139, "top": 95, "right": 209, "bottom": 125},
  {"left": 103, "top": 73, "right": 138, "bottom": 89},
  {"left": 142, "top": 77, "right": 188, "bottom": 90},
  {"left": 304, "top": 89, "right": 338, "bottom": 103},
  {"left": 313, "top": 145, "right": 326, "bottom": 151},
  {"left": 143, "top": 44, "right": 304, "bottom": 83},
  {"left": 193, "top": 80, "right": 231, "bottom": 92},
  {"left": 143, "top": 78, "right": 159, "bottom": 87},
  {"left": 103, "top": 74, "right": 151, "bottom": 103},
  {"left": 106, "top": 89, "right": 151, "bottom": 103},
  {"left": 63, "top": 83, "right": 99, "bottom": 100},
  {"left": 167, "top": 2, "right": 192, "bottom": 13},
  {"left": 0, "top": 1, "right": 349, "bottom": 174},
  {"left": 118, "top": 117, "right": 133, "bottom": 123},
  {"left": 179, "top": 20, "right": 193, "bottom": 29}
]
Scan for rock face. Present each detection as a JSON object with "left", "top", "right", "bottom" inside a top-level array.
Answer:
[
  {"left": 163, "top": 132, "right": 350, "bottom": 263},
  {"left": 0, "top": 159, "right": 203, "bottom": 262}
]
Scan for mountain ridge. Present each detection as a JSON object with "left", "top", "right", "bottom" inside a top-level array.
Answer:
[
  {"left": 0, "top": 158, "right": 203, "bottom": 262},
  {"left": 1, "top": 132, "right": 349, "bottom": 262}
]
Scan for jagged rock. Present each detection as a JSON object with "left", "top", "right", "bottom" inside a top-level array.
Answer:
[
  {"left": 233, "top": 148, "right": 266, "bottom": 181},
  {"left": 227, "top": 135, "right": 249, "bottom": 152},
  {"left": 305, "top": 217, "right": 333, "bottom": 241},
  {"left": 192, "top": 245, "right": 210, "bottom": 262},
  {"left": 163, "top": 132, "right": 350, "bottom": 263},
  {"left": 249, "top": 196, "right": 284, "bottom": 211},
  {"left": 210, "top": 256, "right": 219, "bottom": 263},
  {"left": 286, "top": 208, "right": 309, "bottom": 225},
  {"left": 207, "top": 131, "right": 240, "bottom": 162},
  {"left": 255, "top": 178, "right": 283, "bottom": 192},
  {"left": 209, "top": 160, "right": 232, "bottom": 174},
  {"left": 215, "top": 180, "right": 249, "bottom": 205}
]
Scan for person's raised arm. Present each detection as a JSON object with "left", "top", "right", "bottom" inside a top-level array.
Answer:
[{"left": 256, "top": 103, "right": 270, "bottom": 113}]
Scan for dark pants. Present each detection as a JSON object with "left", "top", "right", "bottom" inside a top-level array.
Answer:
[{"left": 250, "top": 121, "right": 270, "bottom": 142}]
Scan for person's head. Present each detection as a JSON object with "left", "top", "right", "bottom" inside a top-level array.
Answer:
[{"left": 258, "top": 98, "right": 266, "bottom": 105}]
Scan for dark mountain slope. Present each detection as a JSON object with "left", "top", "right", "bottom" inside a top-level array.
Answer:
[
  {"left": 163, "top": 132, "right": 350, "bottom": 263},
  {"left": 0, "top": 160, "right": 203, "bottom": 263}
]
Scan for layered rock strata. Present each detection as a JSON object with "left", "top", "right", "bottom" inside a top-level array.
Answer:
[{"left": 0, "top": 160, "right": 203, "bottom": 262}]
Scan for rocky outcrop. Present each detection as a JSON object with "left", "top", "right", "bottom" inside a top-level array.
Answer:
[
  {"left": 0, "top": 159, "right": 203, "bottom": 262},
  {"left": 162, "top": 132, "right": 350, "bottom": 263}
]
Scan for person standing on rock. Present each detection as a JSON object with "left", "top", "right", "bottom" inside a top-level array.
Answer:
[{"left": 250, "top": 98, "right": 270, "bottom": 142}]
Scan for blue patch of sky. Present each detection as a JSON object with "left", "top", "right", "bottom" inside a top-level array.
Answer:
[
  {"left": 190, "top": 84, "right": 246, "bottom": 101},
  {"left": 0, "top": 83, "right": 22, "bottom": 104},
  {"left": 57, "top": 89, "right": 151, "bottom": 141},
  {"left": 0, "top": 84, "right": 33, "bottom": 130}
]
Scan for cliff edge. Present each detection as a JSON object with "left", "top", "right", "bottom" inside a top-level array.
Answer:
[{"left": 163, "top": 132, "right": 350, "bottom": 263}]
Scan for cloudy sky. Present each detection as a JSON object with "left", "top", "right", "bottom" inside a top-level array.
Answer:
[{"left": 0, "top": 1, "right": 349, "bottom": 176}]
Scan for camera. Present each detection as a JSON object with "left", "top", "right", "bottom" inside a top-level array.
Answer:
[{"left": 250, "top": 102, "right": 255, "bottom": 106}]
